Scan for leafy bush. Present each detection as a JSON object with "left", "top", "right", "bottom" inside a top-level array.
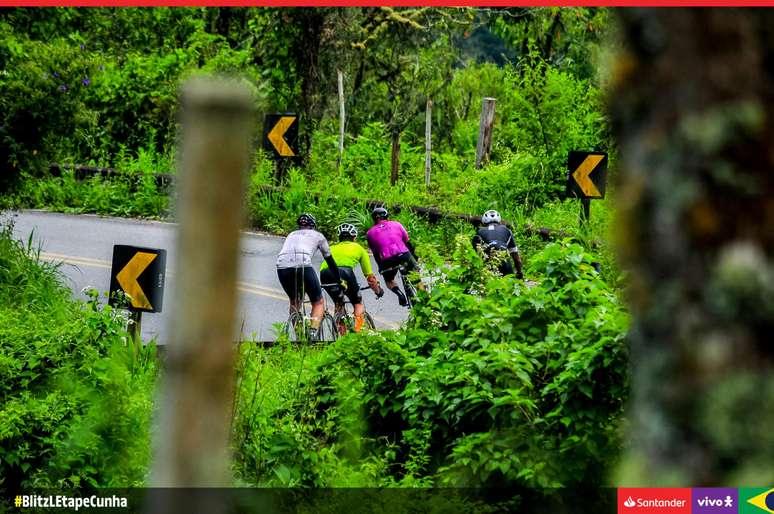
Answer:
[
  {"left": 232, "top": 238, "right": 629, "bottom": 489},
  {"left": 0, "top": 223, "right": 157, "bottom": 490}
]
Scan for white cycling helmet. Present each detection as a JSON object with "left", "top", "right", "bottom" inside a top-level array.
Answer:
[
  {"left": 337, "top": 223, "right": 358, "bottom": 238},
  {"left": 481, "top": 210, "right": 501, "bottom": 224}
]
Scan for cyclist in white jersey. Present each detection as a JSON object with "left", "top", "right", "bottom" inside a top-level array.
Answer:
[{"left": 276, "top": 213, "right": 341, "bottom": 337}]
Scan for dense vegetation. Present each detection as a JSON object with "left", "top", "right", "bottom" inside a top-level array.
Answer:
[
  {"left": 233, "top": 239, "right": 629, "bottom": 489},
  {"left": 0, "top": 7, "right": 631, "bottom": 497},
  {"left": 1, "top": 7, "right": 615, "bottom": 254}
]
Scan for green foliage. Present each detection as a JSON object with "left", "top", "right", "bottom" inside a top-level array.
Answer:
[
  {"left": 0, "top": 223, "right": 157, "bottom": 490},
  {"left": 10, "top": 166, "right": 169, "bottom": 219},
  {"left": 232, "top": 239, "right": 629, "bottom": 488}
]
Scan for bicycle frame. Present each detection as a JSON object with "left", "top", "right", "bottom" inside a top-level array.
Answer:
[{"left": 321, "top": 283, "right": 376, "bottom": 334}]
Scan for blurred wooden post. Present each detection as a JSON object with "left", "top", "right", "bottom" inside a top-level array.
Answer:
[
  {"left": 151, "top": 77, "right": 256, "bottom": 497},
  {"left": 425, "top": 100, "right": 432, "bottom": 188},
  {"left": 475, "top": 97, "right": 496, "bottom": 169},
  {"left": 390, "top": 129, "right": 400, "bottom": 186},
  {"left": 337, "top": 69, "right": 345, "bottom": 171}
]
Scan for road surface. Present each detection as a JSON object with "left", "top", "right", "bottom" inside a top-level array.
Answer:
[{"left": 3, "top": 210, "right": 407, "bottom": 343}]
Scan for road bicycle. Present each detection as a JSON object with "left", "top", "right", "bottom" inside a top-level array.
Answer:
[
  {"left": 321, "top": 283, "right": 378, "bottom": 335},
  {"left": 282, "top": 298, "right": 338, "bottom": 343}
]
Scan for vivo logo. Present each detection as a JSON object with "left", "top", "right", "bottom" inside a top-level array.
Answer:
[{"left": 697, "top": 495, "right": 733, "bottom": 508}]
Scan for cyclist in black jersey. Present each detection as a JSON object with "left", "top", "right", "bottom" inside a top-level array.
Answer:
[{"left": 472, "top": 210, "right": 524, "bottom": 279}]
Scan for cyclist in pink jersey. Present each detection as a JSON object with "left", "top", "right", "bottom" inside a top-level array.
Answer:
[{"left": 365, "top": 207, "right": 418, "bottom": 307}]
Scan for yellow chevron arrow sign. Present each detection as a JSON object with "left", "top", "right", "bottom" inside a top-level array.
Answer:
[
  {"left": 116, "top": 251, "right": 157, "bottom": 310},
  {"left": 572, "top": 154, "right": 604, "bottom": 198},
  {"left": 267, "top": 116, "right": 296, "bottom": 157}
]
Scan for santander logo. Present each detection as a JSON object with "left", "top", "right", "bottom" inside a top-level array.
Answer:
[{"left": 617, "top": 488, "right": 691, "bottom": 513}]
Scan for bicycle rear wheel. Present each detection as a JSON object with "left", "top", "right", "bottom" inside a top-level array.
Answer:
[
  {"left": 334, "top": 312, "right": 349, "bottom": 336},
  {"left": 284, "top": 311, "right": 304, "bottom": 342},
  {"left": 318, "top": 312, "right": 338, "bottom": 342}
]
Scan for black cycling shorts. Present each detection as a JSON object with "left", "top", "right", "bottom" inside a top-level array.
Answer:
[
  {"left": 484, "top": 248, "right": 514, "bottom": 277},
  {"left": 277, "top": 266, "right": 323, "bottom": 303},
  {"left": 378, "top": 252, "right": 417, "bottom": 282},
  {"left": 320, "top": 266, "right": 361, "bottom": 305}
]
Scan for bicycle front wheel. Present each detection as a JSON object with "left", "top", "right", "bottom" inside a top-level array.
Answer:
[
  {"left": 402, "top": 275, "right": 417, "bottom": 309},
  {"left": 363, "top": 312, "right": 376, "bottom": 331}
]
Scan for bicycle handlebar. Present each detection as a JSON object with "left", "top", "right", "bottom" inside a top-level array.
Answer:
[{"left": 321, "top": 283, "right": 376, "bottom": 291}]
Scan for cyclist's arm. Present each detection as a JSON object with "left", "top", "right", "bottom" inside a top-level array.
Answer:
[
  {"left": 366, "top": 233, "right": 382, "bottom": 267},
  {"left": 359, "top": 246, "right": 383, "bottom": 295},
  {"left": 405, "top": 239, "right": 417, "bottom": 257},
  {"left": 324, "top": 254, "right": 342, "bottom": 283},
  {"left": 358, "top": 245, "right": 374, "bottom": 276},
  {"left": 511, "top": 251, "right": 524, "bottom": 279},
  {"left": 507, "top": 231, "right": 524, "bottom": 279},
  {"left": 318, "top": 236, "right": 342, "bottom": 283}
]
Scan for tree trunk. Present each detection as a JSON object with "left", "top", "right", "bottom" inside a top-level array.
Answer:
[
  {"left": 612, "top": 8, "right": 774, "bottom": 485},
  {"left": 337, "top": 69, "right": 345, "bottom": 171},
  {"left": 475, "top": 97, "right": 496, "bottom": 169},
  {"left": 425, "top": 99, "right": 432, "bottom": 188},
  {"left": 390, "top": 129, "right": 400, "bottom": 186}
]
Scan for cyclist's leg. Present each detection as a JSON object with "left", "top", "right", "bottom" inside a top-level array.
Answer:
[
  {"left": 321, "top": 267, "right": 347, "bottom": 333},
  {"left": 380, "top": 255, "right": 407, "bottom": 306},
  {"left": 498, "top": 257, "right": 514, "bottom": 277},
  {"left": 277, "top": 267, "right": 303, "bottom": 312},
  {"left": 302, "top": 267, "right": 325, "bottom": 333},
  {"left": 398, "top": 252, "right": 421, "bottom": 299},
  {"left": 340, "top": 267, "right": 366, "bottom": 331}
]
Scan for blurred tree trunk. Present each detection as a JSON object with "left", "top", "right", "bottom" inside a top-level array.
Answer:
[{"left": 611, "top": 8, "right": 774, "bottom": 485}]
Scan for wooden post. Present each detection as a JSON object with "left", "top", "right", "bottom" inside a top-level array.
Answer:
[
  {"left": 425, "top": 99, "right": 432, "bottom": 188},
  {"left": 151, "top": 77, "right": 256, "bottom": 497},
  {"left": 337, "top": 69, "right": 345, "bottom": 171},
  {"left": 475, "top": 97, "right": 496, "bottom": 169},
  {"left": 390, "top": 129, "right": 400, "bottom": 186}
]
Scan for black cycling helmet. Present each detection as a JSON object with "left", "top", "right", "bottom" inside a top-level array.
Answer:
[
  {"left": 371, "top": 207, "right": 388, "bottom": 221},
  {"left": 297, "top": 213, "right": 317, "bottom": 228}
]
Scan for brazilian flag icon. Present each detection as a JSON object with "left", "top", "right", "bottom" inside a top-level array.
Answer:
[{"left": 741, "top": 488, "right": 774, "bottom": 513}]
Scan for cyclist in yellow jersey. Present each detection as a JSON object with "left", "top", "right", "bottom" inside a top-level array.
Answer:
[{"left": 320, "top": 223, "right": 384, "bottom": 332}]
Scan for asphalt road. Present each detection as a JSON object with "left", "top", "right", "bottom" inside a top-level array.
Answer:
[{"left": 3, "top": 210, "right": 407, "bottom": 343}]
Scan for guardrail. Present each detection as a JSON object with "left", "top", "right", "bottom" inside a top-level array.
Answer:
[{"left": 48, "top": 163, "right": 572, "bottom": 241}]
